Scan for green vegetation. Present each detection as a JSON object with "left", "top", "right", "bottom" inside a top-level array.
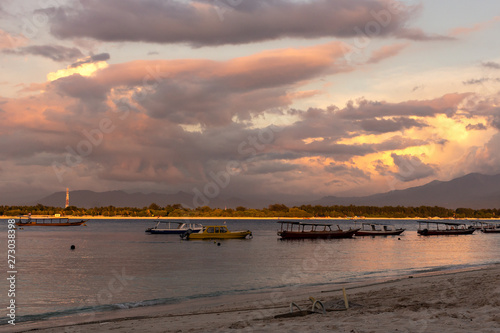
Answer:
[{"left": 1, "top": 203, "right": 499, "bottom": 218}]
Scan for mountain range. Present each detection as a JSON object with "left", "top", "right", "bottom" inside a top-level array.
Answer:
[{"left": 33, "top": 173, "right": 500, "bottom": 209}]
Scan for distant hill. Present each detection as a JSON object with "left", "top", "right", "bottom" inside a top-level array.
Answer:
[
  {"left": 312, "top": 173, "right": 500, "bottom": 209},
  {"left": 34, "top": 190, "right": 249, "bottom": 209},
  {"left": 33, "top": 173, "right": 500, "bottom": 209}
]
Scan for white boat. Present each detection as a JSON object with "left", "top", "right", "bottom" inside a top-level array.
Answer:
[
  {"left": 145, "top": 220, "right": 203, "bottom": 234},
  {"left": 479, "top": 221, "right": 500, "bottom": 233},
  {"left": 354, "top": 223, "right": 405, "bottom": 236},
  {"left": 417, "top": 220, "right": 475, "bottom": 236}
]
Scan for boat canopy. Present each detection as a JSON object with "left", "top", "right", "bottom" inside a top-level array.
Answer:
[
  {"left": 417, "top": 220, "right": 469, "bottom": 226},
  {"left": 277, "top": 221, "right": 335, "bottom": 227}
]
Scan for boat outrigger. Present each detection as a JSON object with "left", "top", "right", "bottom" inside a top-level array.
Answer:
[
  {"left": 354, "top": 223, "right": 405, "bottom": 236},
  {"left": 417, "top": 220, "right": 475, "bottom": 236},
  {"left": 145, "top": 220, "right": 203, "bottom": 234},
  {"left": 181, "top": 225, "right": 252, "bottom": 240},
  {"left": 15, "top": 216, "right": 87, "bottom": 227},
  {"left": 277, "top": 221, "right": 359, "bottom": 239}
]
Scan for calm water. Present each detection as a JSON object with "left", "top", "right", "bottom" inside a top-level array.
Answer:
[{"left": 1, "top": 218, "right": 499, "bottom": 325}]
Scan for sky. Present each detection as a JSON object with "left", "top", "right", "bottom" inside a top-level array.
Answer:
[{"left": 1, "top": 0, "right": 500, "bottom": 206}]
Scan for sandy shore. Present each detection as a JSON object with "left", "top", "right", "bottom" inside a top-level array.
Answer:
[{"left": 6, "top": 264, "right": 500, "bottom": 333}]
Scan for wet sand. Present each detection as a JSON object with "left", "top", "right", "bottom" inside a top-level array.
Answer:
[{"left": 7, "top": 264, "right": 500, "bottom": 333}]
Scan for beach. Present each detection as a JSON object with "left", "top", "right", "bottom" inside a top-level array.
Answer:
[{"left": 8, "top": 264, "right": 500, "bottom": 333}]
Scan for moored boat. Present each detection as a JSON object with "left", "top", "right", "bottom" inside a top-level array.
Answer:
[
  {"left": 145, "top": 220, "right": 203, "bottom": 234},
  {"left": 277, "top": 221, "right": 359, "bottom": 239},
  {"left": 480, "top": 221, "right": 500, "bottom": 233},
  {"left": 354, "top": 223, "right": 405, "bottom": 236},
  {"left": 417, "top": 220, "right": 475, "bottom": 236},
  {"left": 15, "top": 217, "right": 87, "bottom": 226},
  {"left": 181, "top": 225, "right": 252, "bottom": 240}
]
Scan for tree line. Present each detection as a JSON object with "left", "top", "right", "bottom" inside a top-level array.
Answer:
[{"left": 1, "top": 203, "right": 499, "bottom": 218}]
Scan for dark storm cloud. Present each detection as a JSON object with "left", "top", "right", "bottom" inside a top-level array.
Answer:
[
  {"left": 466, "top": 123, "right": 487, "bottom": 131},
  {"left": 390, "top": 153, "right": 436, "bottom": 182},
  {"left": 245, "top": 161, "right": 299, "bottom": 175},
  {"left": 356, "top": 117, "right": 427, "bottom": 133},
  {"left": 46, "top": 0, "right": 438, "bottom": 46},
  {"left": 70, "top": 53, "right": 110, "bottom": 68},
  {"left": 3, "top": 44, "right": 83, "bottom": 61},
  {"left": 52, "top": 75, "right": 108, "bottom": 102},
  {"left": 336, "top": 94, "right": 471, "bottom": 120},
  {"left": 324, "top": 163, "right": 371, "bottom": 179}
]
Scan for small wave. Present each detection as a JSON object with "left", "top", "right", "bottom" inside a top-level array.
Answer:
[{"left": 0, "top": 285, "right": 299, "bottom": 325}]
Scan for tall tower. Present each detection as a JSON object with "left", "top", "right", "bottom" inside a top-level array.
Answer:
[{"left": 65, "top": 188, "right": 69, "bottom": 208}]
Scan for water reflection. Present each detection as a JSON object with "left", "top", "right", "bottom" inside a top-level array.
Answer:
[{"left": 3, "top": 218, "right": 499, "bottom": 319}]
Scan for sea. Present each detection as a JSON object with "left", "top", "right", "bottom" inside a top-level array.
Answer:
[{"left": 1, "top": 218, "right": 499, "bottom": 326}]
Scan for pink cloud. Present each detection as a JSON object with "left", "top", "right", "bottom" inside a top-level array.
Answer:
[
  {"left": 449, "top": 16, "right": 500, "bottom": 36},
  {"left": 0, "top": 29, "right": 28, "bottom": 49},
  {"left": 367, "top": 43, "right": 408, "bottom": 64}
]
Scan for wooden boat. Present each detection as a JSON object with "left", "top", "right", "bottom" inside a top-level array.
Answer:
[
  {"left": 145, "top": 220, "right": 203, "bottom": 234},
  {"left": 480, "top": 221, "right": 500, "bottom": 233},
  {"left": 277, "top": 221, "right": 359, "bottom": 239},
  {"left": 354, "top": 223, "right": 405, "bottom": 236},
  {"left": 181, "top": 225, "right": 252, "bottom": 240},
  {"left": 15, "top": 217, "right": 87, "bottom": 226},
  {"left": 417, "top": 220, "right": 475, "bottom": 236}
]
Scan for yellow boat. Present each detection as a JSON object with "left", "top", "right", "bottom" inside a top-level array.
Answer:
[{"left": 181, "top": 225, "right": 252, "bottom": 240}]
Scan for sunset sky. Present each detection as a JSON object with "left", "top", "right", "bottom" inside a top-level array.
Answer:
[{"left": 1, "top": 0, "right": 500, "bottom": 206}]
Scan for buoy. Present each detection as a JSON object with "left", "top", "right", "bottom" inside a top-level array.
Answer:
[
  {"left": 70, "top": 245, "right": 75, "bottom": 250},
  {"left": 217, "top": 242, "right": 221, "bottom": 246}
]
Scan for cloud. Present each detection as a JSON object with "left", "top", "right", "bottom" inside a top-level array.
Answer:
[
  {"left": 389, "top": 153, "right": 437, "bottom": 182},
  {"left": 70, "top": 53, "right": 110, "bottom": 68},
  {"left": 336, "top": 93, "right": 471, "bottom": 120},
  {"left": 395, "top": 27, "right": 453, "bottom": 41},
  {"left": 463, "top": 77, "right": 500, "bottom": 85},
  {"left": 466, "top": 123, "right": 487, "bottom": 131},
  {"left": 46, "top": 0, "right": 430, "bottom": 46},
  {"left": 324, "top": 162, "right": 371, "bottom": 180},
  {"left": 3, "top": 44, "right": 83, "bottom": 61},
  {"left": 47, "top": 54, "right": 110, "bottom": 82},
  {"left": 246, "top": 161, "right": 299, "bottom": 175},
  {"left": 482, "top": 61, "right": 500, "bottom": 70},
  {"left": 0, "top": 29, "right": 28, "bottom": 49},
  {"left": 457, "top": 133, "right": 500, "bottom": 176},
  {"left": 356, "top": 117, "right": 427, "bottom": 133},
  {"left": 367, "top": 43, "right": 408, "bottom": 64},
  {"left": 51, "top": 41, "right": 351, "bottom": 125},
  {"left": 449, "top": 16, "right": 500, "bottom": 37}
]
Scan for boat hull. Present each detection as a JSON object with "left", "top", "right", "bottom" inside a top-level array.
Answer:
[
  {"left": 278, "top": 229, "right": 359, "bottom": 239},
  {"left": 417, "top": 228, "right": 475, "bottom": 236},
  {"left": 481, "top": 229, "right": 500, "bottom": 233},
  {"left": 15, "top": 220, "right": 86, "bottom": 226},
  {"left": 186, "top": 231, "right": 252, "bottom": 239},
  {"left": 355, "top": 229, "right": 405, "bottom": 236}
]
